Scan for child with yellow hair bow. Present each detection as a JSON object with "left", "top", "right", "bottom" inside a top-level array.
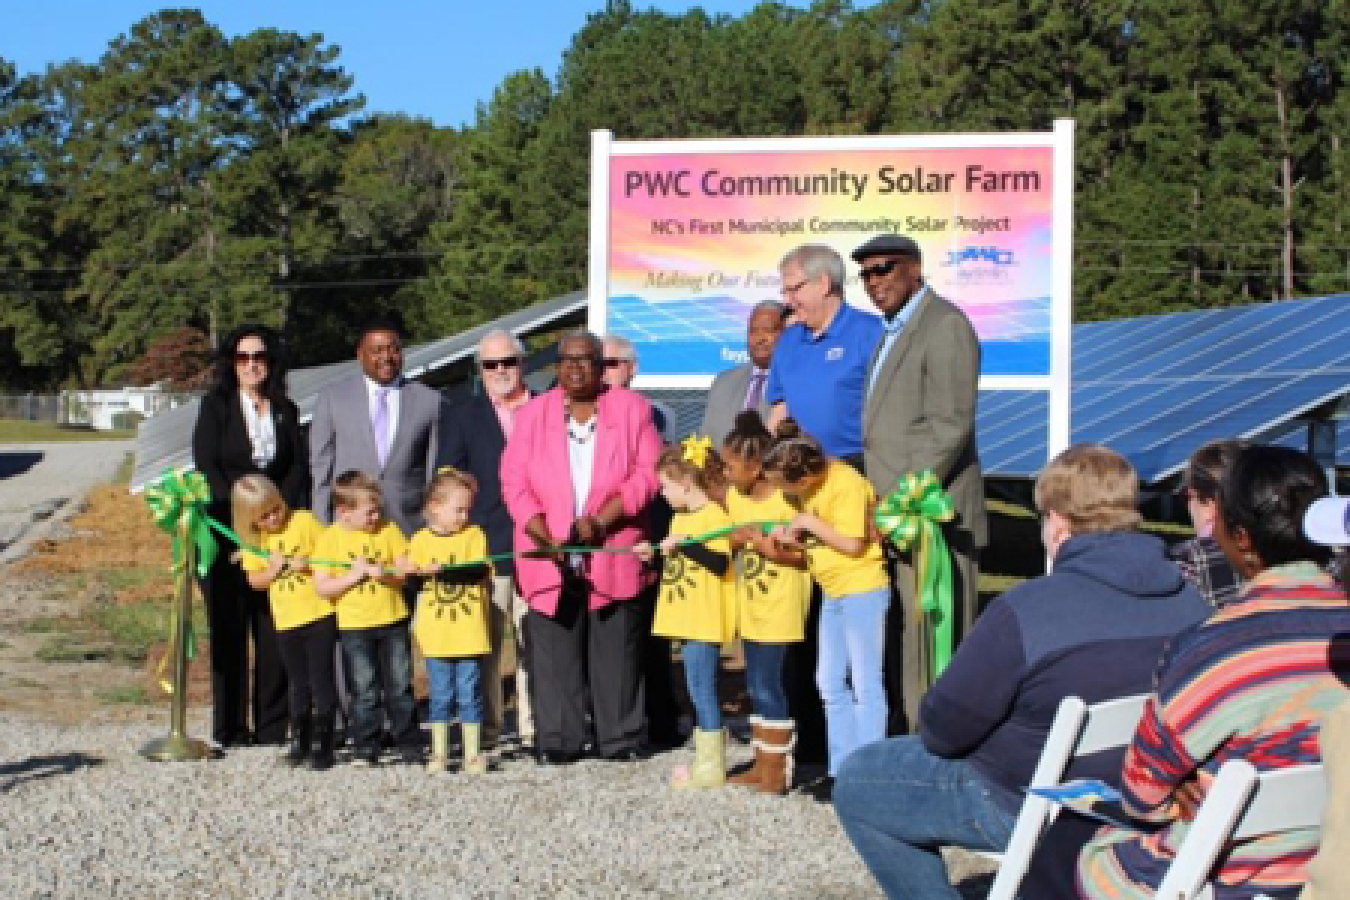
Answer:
[{"left": 635, "top": 435, "right": 734, "bottom": 789}]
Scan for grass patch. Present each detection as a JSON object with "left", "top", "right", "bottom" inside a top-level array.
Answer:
[
  {"left": 97, "top": 685, "right": 151, "bottom": 704},
  {"left": 22, "top": 616, "right": 70, "bottom": 634},
  {"left": 36, "top": 634, "right": 112, "bottom": 662},
  {"left": 102, "top": 567, "right": 166, "bottom": 593},
  {"left": 89, "top": 599, "right": 177, "bottom": 663},
  {"left": 0, "top": 419, "right": 136, "bottom": 443}
]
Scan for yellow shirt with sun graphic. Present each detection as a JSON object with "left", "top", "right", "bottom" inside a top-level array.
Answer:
[
  {"left": 239, "top": 509, "right": 333, "bottom": 632},
  {"left": 802, "top": 460, "right": 889, "bottom": 598},
  {"left": 725, "top": 487, "right": 811, "bottom": 643},
  {"left": 312, "top": 521, "right": 409, "bottom": 630},
  {"left": 652, "top": 502, "right": 735, "bottom": 644},
  {"left": 407, "top": 526, "right": 491, "bottom": 659}
]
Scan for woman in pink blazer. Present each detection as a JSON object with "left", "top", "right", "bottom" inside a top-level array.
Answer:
[{"left": 501, "top": 332, "right": 662, "bottom": 764}]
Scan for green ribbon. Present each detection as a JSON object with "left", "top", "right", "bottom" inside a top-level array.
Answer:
[
  {"left": 143, "top": 469, "right": 219, "bottom": 692},
  {"left": 873, "top": 471, "right": 956, "bottom": 681}
]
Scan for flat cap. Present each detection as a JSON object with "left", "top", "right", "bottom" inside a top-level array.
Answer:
[{"left": 851, "top": 234, "right": 922, "bottom": 262}]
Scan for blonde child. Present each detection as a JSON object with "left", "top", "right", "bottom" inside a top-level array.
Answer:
[
  {"left": 638, "top": 436, "right": 734, "bottom": 789},
  {"left": 402, "top": 467, "right": 493, "bottom": 775},
  {"left": 311, "top": 471, "right": 418, "bottom": 767},
  {"left": 232, "top": 474, "right": 336, "bottom": 769},
  {"left": 720, "top": 411, "right": 812, "bottom": 795},
  {"left": 762, "top": 418, "right": 889, "bottom": 789}
]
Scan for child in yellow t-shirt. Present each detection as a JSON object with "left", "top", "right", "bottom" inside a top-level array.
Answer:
[
  {"left": 763, "top": 418, "right": 889, "bottom": 781},
  {"left": 720, "top": 411, "right": 811, "bottom": 795},
  {"left": 402, "top": 467, "right": 492, "bottom": 775},
  {"left": 232, "top": 474, "right": 336, "bottom": 769},
  {"left": 638, "top": 436, "right": 733, "bottom": 789},
  {"left": 311, "top": 471, "right": 416, "bottom": 768}
]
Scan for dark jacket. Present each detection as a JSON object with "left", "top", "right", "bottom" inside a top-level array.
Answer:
[
  {"left": 918, "top": 531, "right": 1210, "bottom": 812},
  {"left": 436, "top": 392, "right": 519, "bottom": 575},
  {"left": 191, "top": 390, "right": 309, "bottom": 527}
]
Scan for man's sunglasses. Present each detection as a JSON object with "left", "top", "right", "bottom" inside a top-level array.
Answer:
[
  {"left": 481, "top": 356, "right": 520, "bottom": 371},
  {"left": 858, "top": 259, "right": 903, "bottom": 280}
]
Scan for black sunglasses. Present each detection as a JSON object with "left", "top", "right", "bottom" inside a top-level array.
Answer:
[
  {"left": 602, "top": 357, "right": 632, "bottom": 369},
  {"left": 234, "top": 350, "right": 267, "bottom": 364},
  {"left": 481, "top": 356, "right": 520, "bottom": 371},
  {"left": 858, "top": 259, "right": 903, "bottom": 280}
]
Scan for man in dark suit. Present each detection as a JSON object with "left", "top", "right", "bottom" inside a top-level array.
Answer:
[
  {"left": 436, "top": 329, "right": 534, "bottom": 750},
  {"left": 698, "top": 301, "right": 785, "bottom": 447},
  {"left": 309, "top": 313, "right": 442, "bottom": 535},
  {"left": 853, "top": 234, "right": 987, "bottom": 734}
]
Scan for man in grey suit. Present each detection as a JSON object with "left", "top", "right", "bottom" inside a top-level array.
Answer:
[
  {"left": 309, "top": 313, "right": 442, "bottom": 536},
  {"left": 698, "top": 301, "right": 785, "bottom": 447},
  {"left": 854, "top": 234, "right": 987, "bottom": 735}
]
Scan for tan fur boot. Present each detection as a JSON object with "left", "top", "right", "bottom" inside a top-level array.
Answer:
[
  {"left": 756, "top": 719, "right": 795, "bottom": 796},
  {"left": 727, "top": 717, "right": 764, "bottom": 788},
  {"left": 426, "top": 723, "right": 449, "bottom": 774},
  {"left": 462, "top": 723, "right": 488, "bottom": 775}
]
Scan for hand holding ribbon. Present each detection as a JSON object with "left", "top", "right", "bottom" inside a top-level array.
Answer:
[{"left": 873, "top": 471, "right": 956, "bottom": 681}]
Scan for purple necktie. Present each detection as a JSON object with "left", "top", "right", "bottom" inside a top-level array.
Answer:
[
  {"left": 373, "top": 387, "right": 391, "bottom": 468},
  {"left": 744, "top": 369, "right": 766, "bottom": 411}
]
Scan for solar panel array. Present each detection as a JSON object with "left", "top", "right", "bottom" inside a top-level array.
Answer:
[{"left": 976, "top": 295, "right": 1350, "bottom": 482}]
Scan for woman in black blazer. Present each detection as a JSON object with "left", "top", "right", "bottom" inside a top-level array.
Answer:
[{"left": 191, "top": 324, "right": 308, "bottom": 748}]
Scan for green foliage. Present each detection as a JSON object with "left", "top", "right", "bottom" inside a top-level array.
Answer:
[{"left": 3, "top": 1, "right": 1350, "bottom": 389}]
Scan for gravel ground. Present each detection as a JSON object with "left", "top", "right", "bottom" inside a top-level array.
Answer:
[{"left": 0, "top": 720, "right": 887, "bottom": 898}]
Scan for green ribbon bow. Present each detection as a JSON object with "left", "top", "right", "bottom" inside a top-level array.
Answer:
[
  {"left": 873, "top": 471, "right": 956, "bottom": 681},
  {"left": 144, "top": 470, "right": 218, "bottom": 691}
]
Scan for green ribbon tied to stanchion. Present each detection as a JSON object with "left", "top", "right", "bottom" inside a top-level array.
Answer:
[
  {"left": 873, "top": 470, "right": 956, "bottom": 681},
  {"left": 144, "top": 470, "right": 219, "bottom": 692}
]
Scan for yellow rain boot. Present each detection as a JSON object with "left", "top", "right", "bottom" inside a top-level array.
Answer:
[
  {"left": 462, "top": 723, "right": 488, "bottom": 776},
  {"left": 426, "top": 723, "right": 449, "bottom": 774},
  {"left": 672, "top": 728, "right": 726, "bottom": 789}
]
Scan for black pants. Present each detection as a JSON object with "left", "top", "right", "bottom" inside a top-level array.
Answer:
[
  {"left": 785, "top": 586, "right": 828, "bottom": 765},
  {"left": 200, "top": 557, "right": 289, "bottom": 744},
  {"left": 528, "top": 589, "right": 645, "bottom": 757},
  {"left": 637, "top": 581, "right": 682, "bottom": 744},
  {"left": 276, "top": 615, "right": 339, "bottom": 718}
]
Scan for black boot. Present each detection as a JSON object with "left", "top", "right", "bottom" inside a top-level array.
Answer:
[
  {"left": 308, "top": 710, "right": 336, "bottom": 771},
  {"left": 283, "top": 711, "right": 313, "bottom": 767}
]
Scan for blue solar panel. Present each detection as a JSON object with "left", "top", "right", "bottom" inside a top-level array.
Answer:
[{"left": 978, "top": 295, "right": 1350, "bottom": 482}]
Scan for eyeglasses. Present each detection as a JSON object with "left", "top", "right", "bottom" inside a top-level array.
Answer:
[
  {"left": 481, "top": 356, "right": 520, "bottom": 371},
  {"left": 602, "top": 357, "right": 633, "bottom": 369},
  {"left": 859, "top": 259, "right": 902, "bottom": 280},
  {"left": 234, "top": 350, "right": 267, "bottom": 364},
  {"left": 780, "top": 278, "right": 810, "bottom": 296}
]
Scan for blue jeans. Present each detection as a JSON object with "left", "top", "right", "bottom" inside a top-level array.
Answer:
[
  {"left": 817, "top": 586, "right": 889, "bottom": 775},
  {"left": 743, "top": 640, "right": 789, "bottom": 721},
  {"left": 339, "top": 623, "right": 418, "bottom": 751},
  {"left": 681, "top": 641, "right": 721, "bottom": 731},
  {"left": 425, "top": 656, "right": 483, "bottom": 725},
  {"left": 834, "top": 736, "right": 1017, "bottom": 899}
]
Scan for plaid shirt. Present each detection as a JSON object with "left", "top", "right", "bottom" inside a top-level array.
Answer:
[{"left": 1166, "top": 535, "right": 1242, "bottom": 608}]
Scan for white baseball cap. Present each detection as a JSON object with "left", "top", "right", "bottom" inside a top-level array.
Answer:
[{"left": 1304, "top": 496, "right": 1350, "bottom": 547}]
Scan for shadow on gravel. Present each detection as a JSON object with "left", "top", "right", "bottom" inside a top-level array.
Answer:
[
  {"left": 0, "top": 451, "right": 43, "bottom": 480},
  {"left": 0, "top": 753, "right": 104, "bottom": 792}
]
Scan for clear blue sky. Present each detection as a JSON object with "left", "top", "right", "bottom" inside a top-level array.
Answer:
[{"left": 5, "top": 1, "right": 878, "bottom": 128}]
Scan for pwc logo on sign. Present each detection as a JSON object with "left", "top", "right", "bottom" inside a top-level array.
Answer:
[{"left": 942, "top": 246, "right": 1017, "bottom": 281}]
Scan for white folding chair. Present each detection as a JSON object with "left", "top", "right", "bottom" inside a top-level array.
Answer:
[
  {"left": 983, "top": 693, "right": 1150, "bottom": 900},
  {"left": 1155, "top": 758, "right": 1326, "bottom": 900}
]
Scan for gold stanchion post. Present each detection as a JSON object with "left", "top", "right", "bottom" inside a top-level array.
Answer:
[{"left": 140, "top": 531, "right": 212, "bottom": 761}]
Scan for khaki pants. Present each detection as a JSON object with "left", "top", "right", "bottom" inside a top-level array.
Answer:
[{"left": 483, "top": 574, "right": 532, "bottom": 745}]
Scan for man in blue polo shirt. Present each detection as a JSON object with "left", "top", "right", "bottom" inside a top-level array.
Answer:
[{"left": 765, "top": 244, "right": 883, "bottom": 467}]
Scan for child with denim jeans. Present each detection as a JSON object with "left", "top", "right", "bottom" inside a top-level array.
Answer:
[
  {"left": 403, "top": 467, "right": 492, "bottom": 775},
  {"left": 638, "top": 436, "right": 733, "bottom": 789},
  {"left": 763, "top": 418, "right": 889, "bottom": 786},
  {"left": 721, "top": 411, "right": 811, "bottom": 795},
  {"left": 312, "top": 470, "right": 418, "bottom": 767}
]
